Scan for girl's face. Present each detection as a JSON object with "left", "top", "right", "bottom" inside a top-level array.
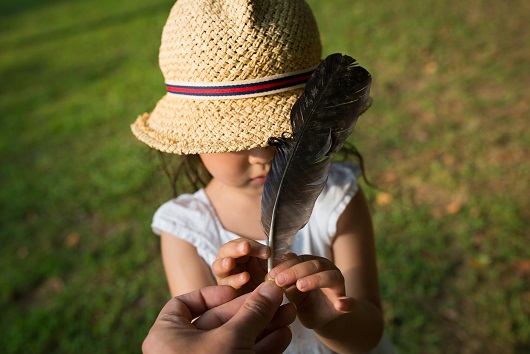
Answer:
[{"left": 199, "top": 147, "right": 276, "bottom": 193}]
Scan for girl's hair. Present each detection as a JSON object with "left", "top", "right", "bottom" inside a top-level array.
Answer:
[
  {"left": 336, "top": 142, "right": 373, "bottom": 187},
  {"left": 158, "top": 152, "right": 212, "bottom": 198},
  {"left": 159, "top": 142, "right": 372, "bottom": 197}
]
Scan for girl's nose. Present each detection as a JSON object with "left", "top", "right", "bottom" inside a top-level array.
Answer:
[{"left": 248, "top": 147, "right": 276, "bottom": 165}]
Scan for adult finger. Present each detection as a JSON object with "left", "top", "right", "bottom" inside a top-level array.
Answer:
[
  {"left": 195, "top": 291, "right": 295, "bottom": 332},
  {"left": 224, "top": 281, "right": 285, "bottom": 344},
  {"left": 255, "top": 327, "right": 293, "bottom": 354},
  {"left": 193, "top": 292, "right": 251, "bottom": 330},
  {"left": 255, "top": 303, "right": 297, "bottom": 342},
  {"left": 144, "top": 285, "right": 238, "bottom": 353},
  {"left": 171, "top": 285, "right": 238, "bottom": 320}
]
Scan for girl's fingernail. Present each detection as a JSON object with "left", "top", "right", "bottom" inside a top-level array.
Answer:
[
  {"left": 268, "top": 269, "right": 277, "bottom": 279},
  {"left": 238, "top": 242, "right": 247, "bottom": 253},
  {"left": 260, "top": 247, "right": 269, "bottom": 258},
  {"left": 276, "top": 273, "right": 286, "bottom": 286},
  {"left": 297, "top": 278, "right": 308, "bottom": 290},
  {"left": 337, "top": 297, "right": 355, "bottom": 312},
  {"left": 222, "top": 258, "right": 230, "bottom": 268}
]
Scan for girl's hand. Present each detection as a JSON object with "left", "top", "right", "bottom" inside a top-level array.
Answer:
[
  {"left": 268, "top": 253, "right": 355, "bottom": 329},
  {"left": 212, "top": 238, "right": 270, "bottom": 295}
]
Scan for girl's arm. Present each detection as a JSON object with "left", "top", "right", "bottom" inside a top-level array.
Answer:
[
  {"left": 313, "top": 187, "right": 384, "bottom": 353},
  {"left": 161, "top": 232, "right": 216, "bottom": 296},
  {"left": 268, "top": 188, "right": 384, "bottom": 353}
]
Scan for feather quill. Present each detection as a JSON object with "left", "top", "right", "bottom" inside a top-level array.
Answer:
[{"left": 261, "top": 53, "right": 372, "bottom": 271}]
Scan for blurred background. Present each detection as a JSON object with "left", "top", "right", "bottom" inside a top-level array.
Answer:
[{"left": 1, "top": 0, "right": 528, "bottom": 352}]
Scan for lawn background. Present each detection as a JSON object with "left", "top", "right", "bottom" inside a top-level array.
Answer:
[{"left": 1, "top": 0, "right": 529, "bottom": 353}]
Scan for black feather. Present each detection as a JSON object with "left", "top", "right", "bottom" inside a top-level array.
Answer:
[{"left": 261, "top": 53, "right": 372, "bottom": 271}]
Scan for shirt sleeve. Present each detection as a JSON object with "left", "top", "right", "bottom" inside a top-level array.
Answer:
[
  {"left": 151, "top": 194, "right": 222, "bottom": 267},
  {"left": 315, "top": 162, "right": 361, "bottom": 238}
]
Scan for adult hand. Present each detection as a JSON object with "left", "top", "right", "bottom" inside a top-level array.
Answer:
[{"left": 142, "top": 281, "right": 296, "bottom": 354}]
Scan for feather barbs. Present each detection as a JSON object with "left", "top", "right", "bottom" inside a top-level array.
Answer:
[{"left": 261, "top": 54, "right": 372, "bottom": 271}]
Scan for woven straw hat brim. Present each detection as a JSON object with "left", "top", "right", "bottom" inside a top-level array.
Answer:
[
  {"left": 131, "top": 88, "right": 303, "bottom": 155},
  {"left": 131, "top": 0, "right": 322, "bottom": 155}
]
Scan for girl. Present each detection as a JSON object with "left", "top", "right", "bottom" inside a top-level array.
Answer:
[{"left": 132, "top": 0, "right": 394, "bottom": 353}]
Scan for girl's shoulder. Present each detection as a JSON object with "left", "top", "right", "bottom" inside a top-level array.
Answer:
[
  {"left": 156, "top": 189, "right": 211, "bottom": 215},
  {"left": 151, "top": 189, "right": 230, "bottom": 265},
  {"left": 152, "top": 189, "right": 219, "bottom": 236}
]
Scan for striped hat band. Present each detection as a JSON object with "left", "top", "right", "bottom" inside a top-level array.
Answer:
[{"left": 165, "top": 65, "right": 317, "bottom": 100}]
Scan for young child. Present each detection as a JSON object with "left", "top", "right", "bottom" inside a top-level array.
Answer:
[{"left": 132, "top": 0, "right": 394, "bottom": 353}]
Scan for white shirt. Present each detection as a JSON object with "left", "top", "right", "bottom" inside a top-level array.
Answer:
[{"left": 152, "top": 162, "right": 394, "bottom": 354}]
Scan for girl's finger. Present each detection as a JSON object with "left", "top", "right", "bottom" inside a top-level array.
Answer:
[
  {"left": 295, "top": 269, "right": 345, "bottom": 293},
  {"left": 217, "top": 239, "right": 270, "bottom": 260},
  {"left": 267, "top": 253, "right": 302, "bottom": 279},
  {"left": 272, "top": 258, "right": 337, "bottom": 288},
  {"left": 216, "top": 271, "right": 250, "bottom": 289},
  {"left": 212, "top": 257, "right": 236, "bottom": 278},
  {"left": 216, "top": 239, "right": 249, "bottom": 260},
  {"left": 333, "top": 296, "right": 355, "bottom": 313}
]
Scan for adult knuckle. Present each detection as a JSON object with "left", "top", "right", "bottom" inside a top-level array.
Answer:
[{"left": 242, "top": 296, "right": 271, "bottom": 318}]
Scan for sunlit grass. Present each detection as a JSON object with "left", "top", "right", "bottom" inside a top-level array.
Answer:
[{"left": 1, "top": 0, "right": 529, "bottom": 352}]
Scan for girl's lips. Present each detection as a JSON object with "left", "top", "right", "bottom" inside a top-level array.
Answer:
[{"left": 251, "top": 175, "right": 268, "bottom": 184}]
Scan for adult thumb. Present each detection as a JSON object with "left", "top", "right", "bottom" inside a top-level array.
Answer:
[{"left": 226, "top": 281, "right": 284, "bottom": 341}]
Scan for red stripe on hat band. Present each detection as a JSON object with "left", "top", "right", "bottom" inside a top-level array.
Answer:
[{"left": 165, "top": 68, "right": 315, "bottom": 98}]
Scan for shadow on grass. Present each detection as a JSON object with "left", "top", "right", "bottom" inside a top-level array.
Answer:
[
  {"left": 0, "top": 1, "right": 168, "bottom": 148},
  {"left": 2, "top": 2, "right": 170, "bottom": 51},
  {"left": 0, "top": 0, "right": 68, "bottom": 19}
]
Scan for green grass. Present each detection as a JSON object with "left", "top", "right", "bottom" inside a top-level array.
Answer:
[{"left": 1, "top": 0, "right": 529, "bottom": 352}]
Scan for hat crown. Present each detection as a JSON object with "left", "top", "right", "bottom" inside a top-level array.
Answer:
[{"left": 159, "top": 0, "right": 322, "bottom": 83}]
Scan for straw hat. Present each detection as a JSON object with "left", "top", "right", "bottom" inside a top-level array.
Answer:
[{"left": 131, "top": 0, "right": 322, "bottom": 154}]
